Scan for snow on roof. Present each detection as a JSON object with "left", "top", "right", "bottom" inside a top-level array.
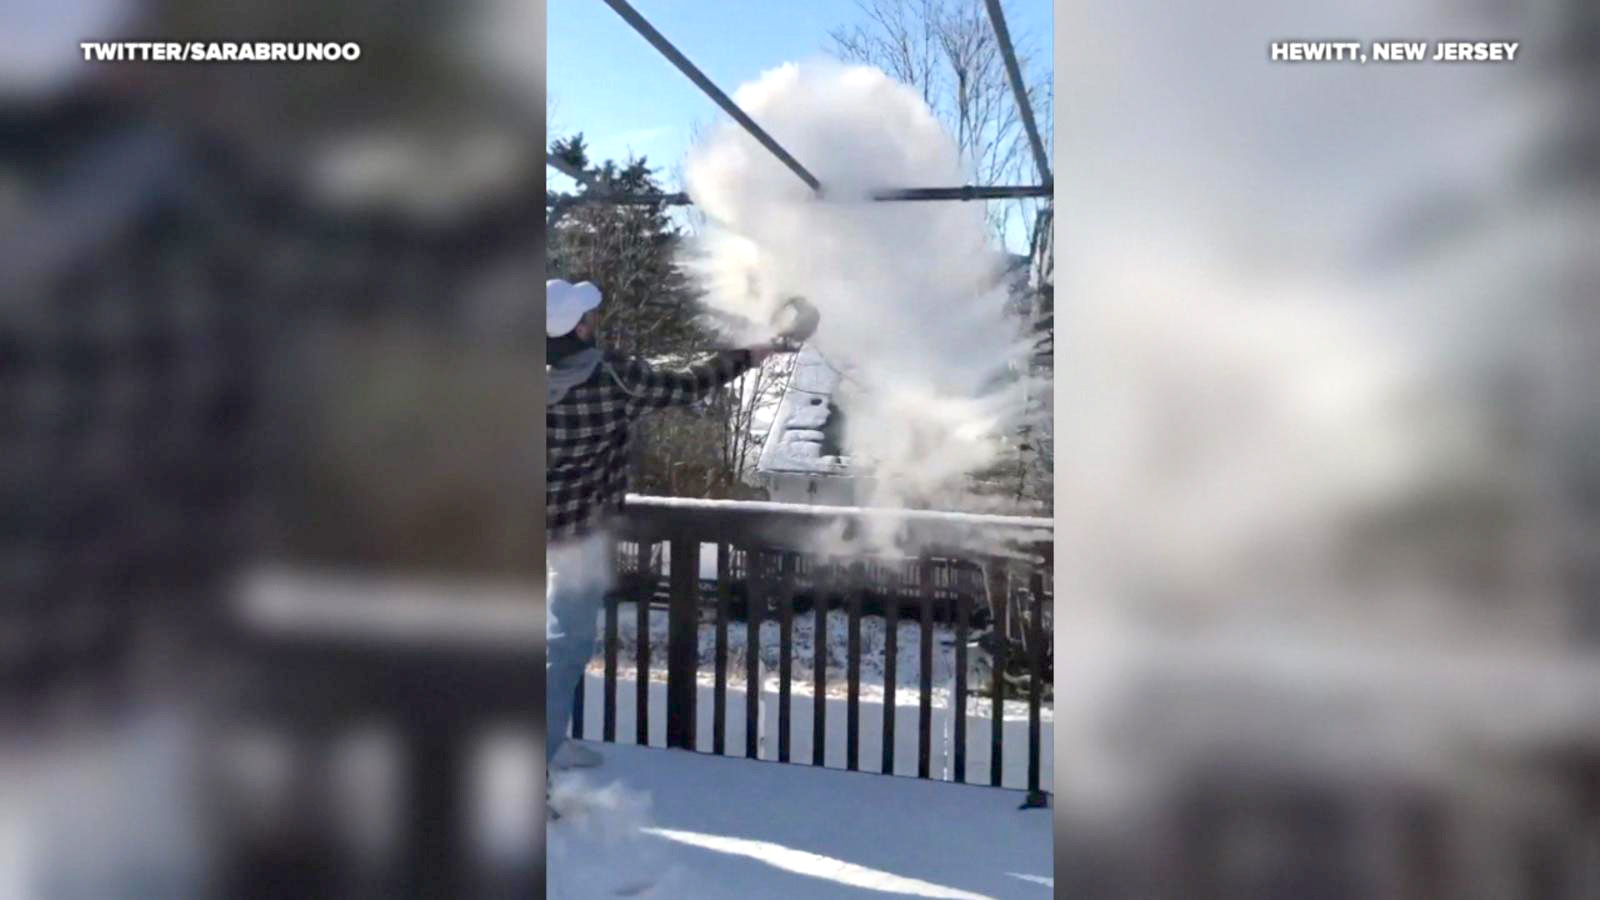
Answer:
[
  {"left": 755, "top": 271, "right": 1039, "bottom": 489},
  {"left": 756, "top": 344, "right": 853, "bottom": 478}
]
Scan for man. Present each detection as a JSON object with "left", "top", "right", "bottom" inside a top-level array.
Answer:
[{"left": 545, "top": 279, "right": 779, "bottom": 781}]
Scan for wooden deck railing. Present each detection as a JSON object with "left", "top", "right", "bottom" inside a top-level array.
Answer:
[{"left": 579, "top": 495, "right": 1053, "bottom": 805}]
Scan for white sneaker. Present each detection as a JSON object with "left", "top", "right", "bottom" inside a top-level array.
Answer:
[{"left": 552, "top": 740, "right": 603, "bottom": 770}]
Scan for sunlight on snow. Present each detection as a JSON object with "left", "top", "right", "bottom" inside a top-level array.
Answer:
[{"left": 640, "top": 827, "right": 997, "bottom": 899}]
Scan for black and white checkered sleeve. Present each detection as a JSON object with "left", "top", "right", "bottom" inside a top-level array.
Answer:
[{"left": 613, "top": 350, "right": 754, "bottom": 411}]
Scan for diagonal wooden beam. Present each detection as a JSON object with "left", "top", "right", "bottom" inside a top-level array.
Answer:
[
  {"left": 599, "top": 0, "right": 823, "bottom": 195},
  {"left": 982, "top": 0, "right": 1052, "bottom": 185}
]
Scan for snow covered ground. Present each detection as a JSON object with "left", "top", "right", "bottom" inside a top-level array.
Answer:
[
  {"left": 546, "top": 741, "right": 1053, "bottom": 899},
  {"left": 577, "top": 602, "right": 1053, "bottom": 789},
  {"left": 569, "top": 668, "right": 1052, "bottom": 790}
]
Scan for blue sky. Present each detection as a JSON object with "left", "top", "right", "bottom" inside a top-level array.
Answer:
[{"left": 548, "top": 0, "right": 1052, "bottom": 251}]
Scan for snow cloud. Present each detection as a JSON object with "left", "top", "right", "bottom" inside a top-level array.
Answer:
[{"left": 682, "top": 61, "right": 1044, "bottom": 541}]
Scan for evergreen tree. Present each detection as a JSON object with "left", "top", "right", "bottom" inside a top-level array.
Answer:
[{"left": 548, "top": 136, "right": 773, "bottom": 499}]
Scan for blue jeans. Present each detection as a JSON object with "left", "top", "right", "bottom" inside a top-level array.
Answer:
[{"left": 546, "top": 531, "right": 613, "bottom": 766}]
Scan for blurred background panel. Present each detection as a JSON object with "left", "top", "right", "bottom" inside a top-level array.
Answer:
[
  {"left": 0, "top": 1, "right": 545, "bottom": 897},
  {"left": 1056, "top": 1, "right": 1600, "bottom": 898}
]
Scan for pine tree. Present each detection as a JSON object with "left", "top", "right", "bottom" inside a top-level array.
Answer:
[{"left": 547, "top": 136, "right": 772, "bottom": 499}]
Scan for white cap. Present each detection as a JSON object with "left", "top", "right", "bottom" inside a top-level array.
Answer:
[{"left": 546, "top": 279, "right": 603, "bottom": 336}]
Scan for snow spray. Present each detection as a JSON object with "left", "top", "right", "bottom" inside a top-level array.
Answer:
[{"left": 682, "top": 62, "right": 1046, "bottom": 547}]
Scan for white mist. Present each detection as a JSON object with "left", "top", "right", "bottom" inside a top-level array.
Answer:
[{"left": 682, "top": 62, "right": 1043, "bottom": 519}]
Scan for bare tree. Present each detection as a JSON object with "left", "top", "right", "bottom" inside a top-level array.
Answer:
[
  {"left": 715, "top": 353, "right": 799, "bottom": 492},
  {"left": 831, "top": 0, "right": 1053, "bottom": 514},
  {"left": 547, "top": 95, "right": 563, "bottom": 141},
  {"left": 829, "top": 0, "right": 1052, "bottom": 248},
  {"left": 829, "top": 0, "right": 945, "bottom": 109},
  {"left": 667, "top": 117, "right": 714, "bottom": 237}
]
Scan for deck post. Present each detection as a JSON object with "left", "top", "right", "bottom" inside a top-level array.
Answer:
[{"left": 667, "top": 537, "right": 700, "bottom": 750}]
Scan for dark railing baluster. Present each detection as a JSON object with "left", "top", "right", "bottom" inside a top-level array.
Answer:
[
  {"left": 847, "top": 566, "right": 862, "bottom": 772},
  {"left": 637, "top": 540, "right": 652, "bottom": 746},
  {"left": 882, "top": 565, "right": 899, "bottom": 776},
  {"left": 746, "top": 549, "right": 763, "bottom": 759},
  {"left": 572, "top": 667, "right": 585, "bottom": 741},
  {"left": 778, "top": 552, "right": 794, "bottom": 764},
  {"left": 954, "top": 582, "right": 969, "bottom": 783},
  {"left": 666, "top": 537, "right": 698, "bottom": 751},
  {"left": 714, "top": 543, "right": 730, "bottom": 756},
  {"left": 604, "top": 580, "right": 619, "bottom": 743},
  {"left": 813, "top": 556, "right": 829, "bottom": 767},
  {"left": 1025, "top": 565, "right": 1047, "bottom": 805},
  {"left": 988, "top": 560, "right": 1008, "bottom": 787},
  {"left": 918, "top": 558, "right": 934, "bottom": 779}
]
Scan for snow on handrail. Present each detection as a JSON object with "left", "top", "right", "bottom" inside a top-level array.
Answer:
[{"left": 624, "top": 494, "right": 1052, "bottom": 533}]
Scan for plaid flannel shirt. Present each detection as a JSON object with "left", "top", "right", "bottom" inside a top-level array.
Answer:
[{"left": 546, "top": 349, "right": 753, "bottom": 543}]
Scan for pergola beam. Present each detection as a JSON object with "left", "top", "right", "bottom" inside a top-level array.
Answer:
[
  {"left": 871, "top": 185, "right": 1051, "bottom": 201},
  {"left": 544, "top": 182, "right": 1050, "bottom": 213},
  {"left": 548, "top": 191, "right": 693, "bottom": 207},
  {"left": 559, "top": 0, "right": 1055, "bottom": 219},
  {"left": 600, "top": 0, "right": 823, "bottom": 195},
  {"left": 982, "top": 0, "right": 1052, "bottom": 185}
]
